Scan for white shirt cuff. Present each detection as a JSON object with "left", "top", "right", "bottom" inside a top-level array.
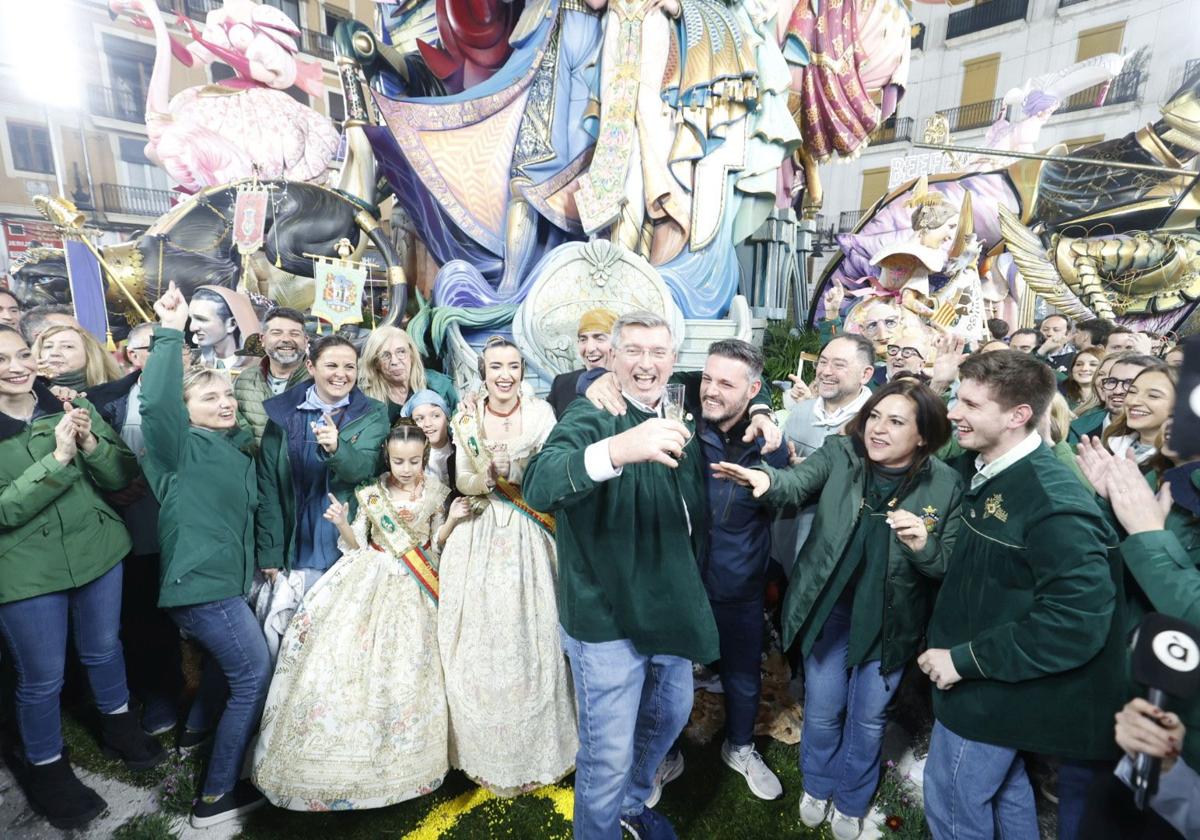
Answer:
[{"left": 585, "top": 439, "right": 623, "bottom": 482}]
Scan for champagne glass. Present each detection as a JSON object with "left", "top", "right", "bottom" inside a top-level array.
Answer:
[{"left": 662, "top": 383, "right": 693, "bottom": 456}]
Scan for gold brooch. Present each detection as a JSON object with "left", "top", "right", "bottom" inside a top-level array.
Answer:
[
  {"left": 921, "top": 505, "right": 940, "bottom": 532},
  {"left": 983, "top": 494, "right": 1008, "bottom": 523}
]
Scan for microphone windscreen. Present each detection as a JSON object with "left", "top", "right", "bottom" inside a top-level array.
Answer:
[
  {"left": 1171, "top": 335, "right": 1200, "bottom": 458},
  {"left": 1130, "top": 613, "right": 1200, "bottom": 701}
]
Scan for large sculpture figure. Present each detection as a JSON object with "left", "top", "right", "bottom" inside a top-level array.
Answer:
[{"left": 109, "top": 0, "right": 341, "bottom": 193}]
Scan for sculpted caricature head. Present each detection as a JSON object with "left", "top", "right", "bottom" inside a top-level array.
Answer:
[
  {"left": 912, "top": 200, "right": 959, "bottom": 251},
  {"left": 856, "top": 301, "right": 904, "bottom": 354},
  {"left": 188, "top": 288, "right": 239, "bottom": 357}
]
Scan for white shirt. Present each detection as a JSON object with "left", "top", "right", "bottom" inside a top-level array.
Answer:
[
  {"left": 810, "top": 386, "right": 872, "bottom": 430},
  {"left": 971, "top": 430, "right": 1043, "bottom": 492}
]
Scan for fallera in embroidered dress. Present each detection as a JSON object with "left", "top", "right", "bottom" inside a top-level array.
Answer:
[
  {"left": 439, "top": 397, "right": 578, "bottom": 796},
  {"left": 251, "top": 476, "right": 450, "bottom": 811}
]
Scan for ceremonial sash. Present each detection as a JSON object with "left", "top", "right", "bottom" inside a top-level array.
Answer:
[
  {"left": 494, "top": 476, "right": 556, "bottom": 537},
  {"left": 357, "top": 484, "right": 441, "bottom": 603}
]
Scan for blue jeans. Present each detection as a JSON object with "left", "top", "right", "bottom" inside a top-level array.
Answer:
[
  {"left": 0, "top": 563, "right": 129, "bottom": 763},
  {"left": 924, "top": 720, "right": 1039, "bottom": 840},
  {"left": 167, "top": 597, "right": 271, "bottom": 798},
  {"left": 1057, "top": 759, "right": 1107, "bottom": 840},
  {"left": 710, "top": 597, "right": 764, "bottom": 748},
  {"left": 560, "top": 628, "right": 693, "bottom": 840},
  {"left": 800, "top": 600, "right": 902, "bottom": 817}
]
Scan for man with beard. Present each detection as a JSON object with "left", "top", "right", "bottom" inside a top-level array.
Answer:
[
  {"left": 547, "top": 308, "right": 617, "bottom": 419},
  {"left": 234, "top": 307, "right": 310, "bottom": 443},
  {"left": 1068, "top": 353, "right": 1161, "bottom": 444},
  {"left": 773, "top": 335, "right": 876, "bottom": 576}
]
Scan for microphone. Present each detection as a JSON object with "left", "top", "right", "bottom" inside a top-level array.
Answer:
[{"left": 1128, "top": 613, "right": 1200, "bottom": 809}]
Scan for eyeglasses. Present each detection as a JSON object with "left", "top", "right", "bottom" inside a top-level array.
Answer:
[
  {"left": 1100, "top": 377, "right": 1135, "bottom": 392},
  {"left": 863, "top": 318, "right": 900, "bottom": 335},
  {"left": 886, "top": 345, "right": 923, "bottom": 360},
  {"left": 618, "top": 346, "right": 671, "bottom": 361}
]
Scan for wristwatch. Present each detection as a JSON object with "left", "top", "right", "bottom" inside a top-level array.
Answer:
[{"left": 748, "top": 405, "right": 777, "bottom": 425}]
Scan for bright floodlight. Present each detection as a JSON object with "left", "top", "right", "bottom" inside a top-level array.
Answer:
[{"left": 3, "top": 0, "right": 83, "bottom": 110}]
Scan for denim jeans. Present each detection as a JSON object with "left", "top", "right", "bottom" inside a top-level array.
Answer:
[
  {"left": 710, "top": 597, "right": 764, "bottom": 748},
  {"left": 800, "top": 599, "right": 902, "bottom": 817},
  {"left": 560, "top": 628, "right": 693, "bottom": 840},
  {"left": 1056, "top": 759, "right": 1108, "bottom": 840},
  {"left": 924, "top": 720, "right": 1039, "bottom": 840},
  {"left": 0, "top": 563, "right": 129, "bottom": 763},
  {"left": 167, "top": 597, "right": 271, "bottom": 798}
]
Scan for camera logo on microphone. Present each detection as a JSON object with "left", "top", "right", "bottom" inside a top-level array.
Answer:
[{"left": 1153, "top": 630, "right": 1200, "bottom": 673}]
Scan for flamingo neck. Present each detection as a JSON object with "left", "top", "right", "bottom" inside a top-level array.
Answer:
[{"left": 140, "top": 0, "right": 173, "bottom": 114}]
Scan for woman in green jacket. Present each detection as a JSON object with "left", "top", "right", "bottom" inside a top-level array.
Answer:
[
  {"left": 0, "top": 325, "right": 162, "bottom": 830},
  {"left": 257, "top": 334, "right": 390, "bottom": 591},
  {"left": 714, "top": 379, "right": 962, "bottom": 840},
  {"left": 140, "top": 286, "right": 271, "bottom": 828}
]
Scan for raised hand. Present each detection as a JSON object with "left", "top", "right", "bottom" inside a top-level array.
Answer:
[
  {"left": 1074, "top": 435, "right": 1116, "bottom": 498},
  {"left": 786, "top": 373, "right": 812, "bottom": 404},
  {"left": 152, "top": 281, "right": 189, "bottom": 332},
  {"left": 609, "top": 417, "right": 690, "bottom": 468},
  {"left": 930, "top": 333, "right": 968, "bottom": 393},
  {"left": 312, "top": 413, "right": 339, "bottom": 453},
  {"left": 710, "top": 461, "right": 772, "bottom": 497},
  {"left": 1107, "top": 456, "right": 1172, "bottom": 535},
  {"left": 52, "top": 413, "right": 79, "bottom": 465},
  {"left": 887, "top": 509, "right": 928, "bottom": 552},
  {"left": 323, "top": 492, "right": 350, "bottom": 526},
  {"left": 64, "top": 402, "right": 98, "bottom": 454},
  {"left": 823, "top": 281, "right": 845, "bottom": 319}
]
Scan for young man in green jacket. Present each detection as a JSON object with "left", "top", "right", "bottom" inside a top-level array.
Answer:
[
  {"left": 919, "top": 350, "right": 1122, "bottom": 840},
  {"left": 524, "top": 312, "right": 717, "bottom": 840}
]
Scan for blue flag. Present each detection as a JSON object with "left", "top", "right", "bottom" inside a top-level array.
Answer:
[{"left": 65, "top": 239, "right": 107, "bottom": 342}]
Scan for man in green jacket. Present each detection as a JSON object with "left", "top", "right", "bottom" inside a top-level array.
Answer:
[
  {"left": 233, "top": 306, "right": 310, "bottom": 443},
  {"left": 919, "top": 350, "right": 1121, "bottom": 840},
  {"left": 524, "top": 311, "right": 717, "bottom": 840}
]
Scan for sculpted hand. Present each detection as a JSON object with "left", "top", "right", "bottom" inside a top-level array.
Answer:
[
  {"left": 459, "top": 391, "right": 479, "bottom": 417},
  {"left": 152, "top": 282, "right": 189, "bottom": 332},
  {"left": 710, "top": 461, "right": 771, "bottom": 498},
  {"left": 312, "top": 413, "right": 339, "bottom": 453},
  {"left": 745, "top": 412, "right": 782, "bottom": 454},
  {"left": 823, "top": 281, "right": 845, "bottom": 319},
  {"left": 488, "top": 442, "right": 511, "bottom": 479},
  {"left": 917, "top": 648, "right": 961, "bottom": 690},
  {"left": 609, "top": 417, "right": 689, "bottom": 468},
  {"left": 585, "top": 372, "right": 625, "bottom": 416},
  {"left": 888, "top": 509, "right": 928, "bottom": 552}
]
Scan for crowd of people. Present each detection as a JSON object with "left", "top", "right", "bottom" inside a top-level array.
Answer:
[{"left": 0, "top": 281, "right": 1195, "bottom": 840}]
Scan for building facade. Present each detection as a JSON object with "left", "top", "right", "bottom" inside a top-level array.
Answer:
[{"left": 0, "top": 0, "right": 375, "bottom": 281}]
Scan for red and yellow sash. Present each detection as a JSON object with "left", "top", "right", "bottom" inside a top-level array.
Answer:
[
  {"left": 495, "top": 476, "right": 555, "bottom": 537},
  {"left": 357, "top": 482, "right": 445, "bottom": 603}
]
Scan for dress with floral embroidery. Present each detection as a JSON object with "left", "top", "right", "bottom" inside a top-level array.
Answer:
[
  {"left": 440, "top": 396, "right": 577, "bottom": 795},
  {"left": 251, "top": 476, "right": 449, "bottom": 810}
]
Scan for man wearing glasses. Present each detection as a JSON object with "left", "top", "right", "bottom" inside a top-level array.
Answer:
[
  {"left": 1068, "top": 353, "right": 1163, "bottom": 442},
  {"left": 885, "top": 328, "right": 932, "bottom": 381}
]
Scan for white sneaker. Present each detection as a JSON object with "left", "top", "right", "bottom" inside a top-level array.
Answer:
[
  {"left": 798, "top": 791, "right": 830, "bottom": 827},
  {"left": 721, "top": 742, "right": 783, "bottom": 801},
  {"left": 830, "top": 807, "right": 864, "bottom": 840},
  {"left": 645, "top": 749, "right": 685, "bottom": 808}
]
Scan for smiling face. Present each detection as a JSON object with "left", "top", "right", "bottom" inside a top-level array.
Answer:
[
  {"left": 306, "top": 344, "right": 358, "bottom": 403},
  {"left": 887, "top": 344, "right": 925, "bottom": 376},
  {"left": 482, "top": 345, "right": 523, "bottom": 402},
  {"left": 386, "top": 438, "right": 426, "bottom": 489},
  {"left": 1123, "top": 369, "right": 1174, "bottom": 439},
  {"left": 188, "top": 298, "right": 235, "bottom": 351},
  {"left": 0, "top": 292, "right": 20, "bottom": 328},
  {"left": 613, "top": 324, "right": 675, "bottom": 407},
  {"left": 185, "top": 376, "right": 238, "bottom": 431},
  {"left": 863, "top": 393, "right": 924, "bottom": 469},
  {"left": 37, "top": 328, "right": 86, "bottom": 375},
  {"left": 700, "top": 353, "right": 760, "bottom": 430},
  {"left": 377, "top": 334, "right": 412, "bottom": 387},
  {"left": 815, "top": 337, "right": 873, "bottom": 404},
  {"left": 1070, "top": 353, "right": 1100, "bottom": 387},
  {"left": 1104, "top": 361, "right": 1145, "bottom": 414},
  {"left": 0, "top": 331, "right": 36, "bottom": 399},
  {"left": 577, "top": 329, "right": 613, "bottom": 371},
  {"left": 410, "top": 403, "right": 449, "bottom": 447},
  {"left": 946, "top": 378, "right": 1028, "bottom": 458},
  {"left": 263, "top": 317, "right": 307, "bottom": 367}
]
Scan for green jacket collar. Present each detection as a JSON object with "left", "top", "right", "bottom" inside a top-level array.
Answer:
[{"left": 0, "top": 380, "right": 65, "bottom": 442}]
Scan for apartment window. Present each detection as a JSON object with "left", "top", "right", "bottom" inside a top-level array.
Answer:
[
  {"left": 1075, "top": 22, "right": 1124, "bottom": 60},
  {"left": 960, "top": 54, "right": 1001, "bottom": 106},
  {"left": 324, "top": 6, "right": 349, "bottom": 37},
  {"left": 262, "top": 0, "right": 301, "bottom": 27},
  {"left": 118, "top": 136, "right": 169, "bottom": 192},
  {"left": 104, "top": 35, "right": 155, "bottom": 121},
  {"left": 8, "top": 123, "right": 54, "bottom": 174},
  {"left": 859, "top": 167, "right": 891, "bottom": 211}
]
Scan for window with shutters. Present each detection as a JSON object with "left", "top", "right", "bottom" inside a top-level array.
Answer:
[
  {"left": 860, "top": 167, "right": 891, "bottom": 211},
  {"left": 1067, "top": 23, "right": 1125, "bottom": 109},
  {"left": 960, "top": 54, "right": 1001, "bottom": 106},
  {"left": 7, "top": 122, "right": 54, "bottom": 175}
]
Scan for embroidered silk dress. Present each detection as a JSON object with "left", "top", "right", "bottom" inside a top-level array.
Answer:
[
  {"left": 439, "top": 397, "right": 578, "bottom": 795},
  {"left": 252, "top": 476, "right": 450, "bottom": 810}
]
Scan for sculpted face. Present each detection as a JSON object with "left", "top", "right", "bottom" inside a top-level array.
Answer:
[{"left": 188, "top": 299, "right": 234, "bottom": 351}]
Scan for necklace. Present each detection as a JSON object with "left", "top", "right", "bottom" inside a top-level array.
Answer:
[{"left": 485, "top": 396, "right": 521, "bottom": 431}]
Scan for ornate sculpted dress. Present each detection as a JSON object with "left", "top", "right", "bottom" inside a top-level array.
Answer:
[
  {"left": 439, "top": 397, "right": 577, "bottom": 795},
  {"left": 252, "top": 476, "right": 451, "bottom": 810}
]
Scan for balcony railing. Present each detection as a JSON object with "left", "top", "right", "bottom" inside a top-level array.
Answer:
[
  {"left": 911, "top": 22, "right": 926, "bottom": 51},
  {"left": 1059, "top": 69, "right": 1143, "bottom": 114},
  {"left": 838, "top": 210, "right": 867, "bottom": 232},
  {"left": 939, "top": 97, "right": 1003, "bottom": 133},
  {"left": 157, "top": 0, "right": 222, "bottom": 18},
  {"left": 303, "top": 28, "right": 335, "bottom": 61},
  {"left": 87, "top": 85, "right": 145, "bottom": 123},
  {"left": 869, "top": 117, "right": 914, "bottom": 146},
  {"left": 101, "top": 184, "right": 174, "bottom": 218},
  {"left": 946, "top": 0, "right": 1028, "bottom": 39}
]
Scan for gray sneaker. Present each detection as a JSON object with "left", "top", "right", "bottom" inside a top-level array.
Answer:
[
  {"left": 645, "top": 749, "right": 685, "bottom": 808},
  {"left": 830, "top": 807, "right": 864, "bottom": 840},
  {"left": 720, "top": 741, "right": 783, "bottom": 801},
  {"left": 798, "top": 791, "right": 830, "bottom": 827}
]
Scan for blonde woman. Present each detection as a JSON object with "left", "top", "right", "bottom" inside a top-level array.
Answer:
[
  {"left": 357, "top": 325, "right": 458, "bottom": 422},
  {"left": 33, "top": 325, "right": 122, "bottom": 390}
]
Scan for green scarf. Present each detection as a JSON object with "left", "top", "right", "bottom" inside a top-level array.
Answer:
[{"left": 51, "top": 368, "right": 89, "bottom": 392}]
